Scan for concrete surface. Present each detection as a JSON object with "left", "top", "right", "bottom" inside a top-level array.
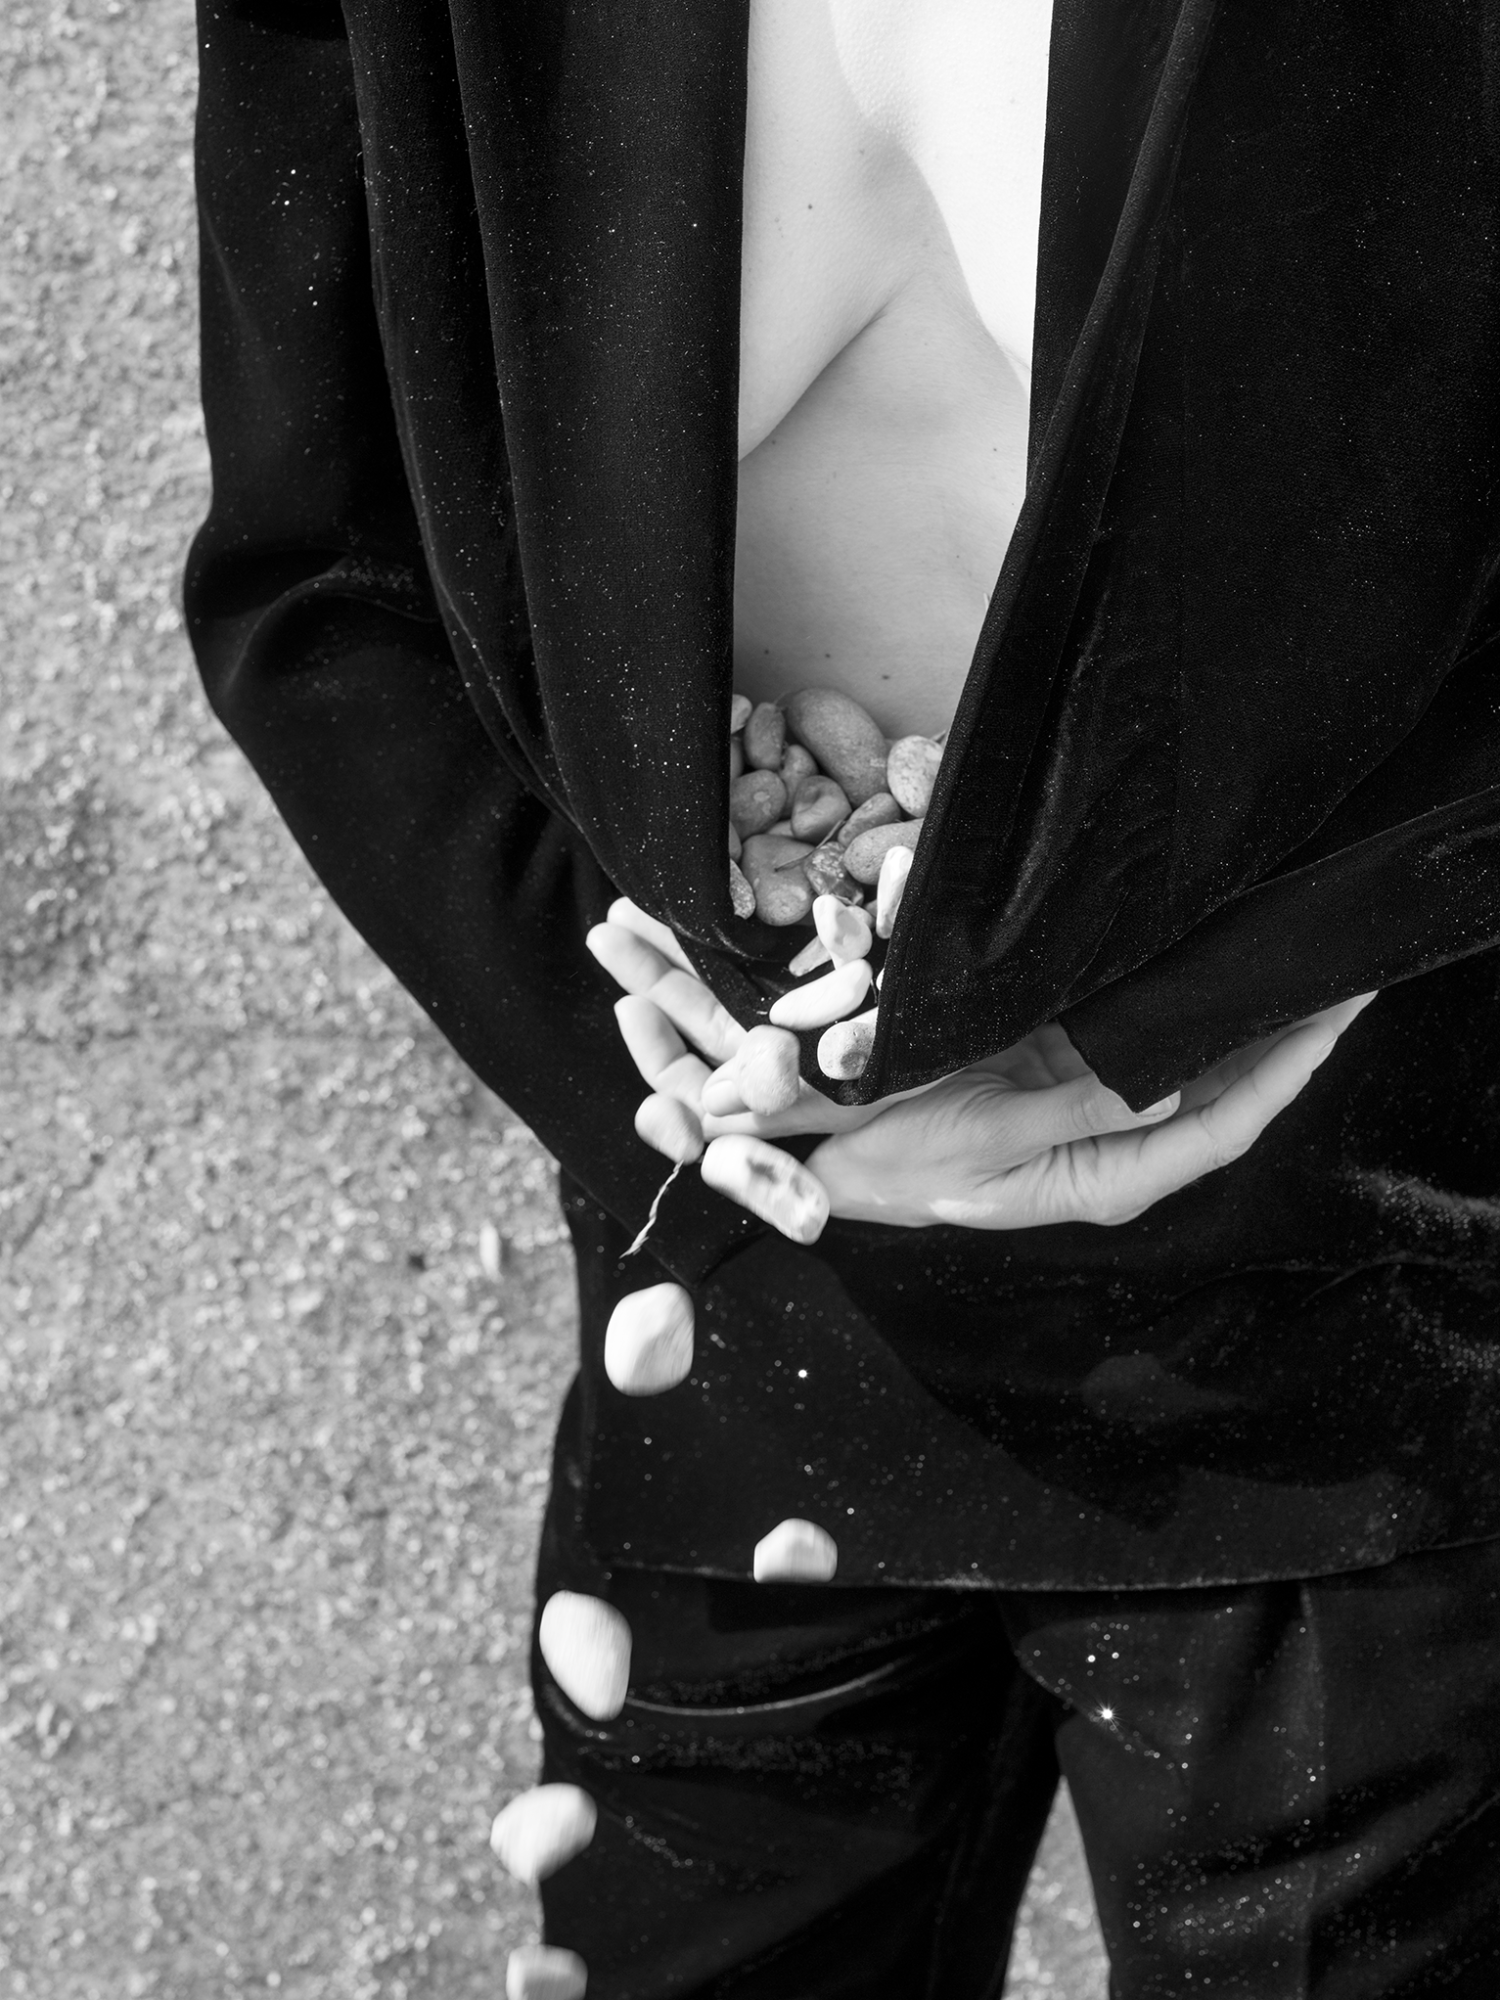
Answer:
[{"left": 0, "top": 1, "right": 1108, "bottom": 1993}]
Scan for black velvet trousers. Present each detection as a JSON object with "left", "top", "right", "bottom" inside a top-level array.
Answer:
[{"left": 534, "top": 1390, "right": 1500, "bottom": 1998}]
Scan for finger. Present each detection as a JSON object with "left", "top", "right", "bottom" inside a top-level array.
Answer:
[
  {"left": 607, "top": 897, "right": 695, "bottom": 973},
  {"left": 614, "top": 993, "right": 690, "bottom": 1082},
  {"left": 700, "top": 1135, "right": 830, "bottom": 1243},
  {"left": 634, "top": 1092, "right": 705, "bottom": 1162},
  {"left": 646, "top": 968, "right": 748, "bottom": 1066},
  {"left": 701, "top": 1066, "right": 750, "bottom": 1118},
  {"left": 613, "top": 996, "right": 712, "bottom": 1109},
  {"left": 1095, "top": 1013, "right": 1351, "bottom": 1218},
  {"left": 586, "top": 921, "right": 675, "bottom": 995},
  {"left": 1307, "top": 990, "right": 1378, "bottom": 1034}
]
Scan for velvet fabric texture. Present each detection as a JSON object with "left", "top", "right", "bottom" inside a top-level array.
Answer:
[
  {"left": 189, "top": 0, "right": 1500, "bottom": 1586},
  {"left": 538, "top": 1394, "right": 1500, "bottom": 1998}
]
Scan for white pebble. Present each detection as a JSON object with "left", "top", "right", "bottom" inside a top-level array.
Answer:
[
  {"left": 752, "top": 1518, "right": 839, "bottom": 1582},
  {"left": 729, "top": 693, "right": 753, "bottom": 735},
  {"left": 812, "top": 895, "right": 872, "bottom": 966},
  {"left": 767, "top": 957, "right": 871, "bottom": 1030},
  {"left": 507, "top": 1945, "right": 589, "bottom": 2000},
  {"left": 478, "top": 1222, "right": 502, "bottom": 1282},
  {"left": 490, "top": 1785, "right": 597, "bottom": 1885},
  {"left": 817, "top": 1014, "right": 876, "bottom": 1079},
  {"left": 787, "top": 934, "right": 833, "bottom": 977},
  {"left": 604, "top": 1282, "right": 695, "bottom": 1396},
  {"left": 875, "top": 844, "right": 913, "bottom": 938},
  {"left": 539, "top": 1592, "right": 632, "bottom": 1720}
]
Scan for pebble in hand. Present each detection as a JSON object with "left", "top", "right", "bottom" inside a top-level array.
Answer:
[
  {"left": 768, "top": 957, "right": 872, "bottom": 1031},
  {"left": 491, "top": 1785, "right": 598, "bottom": 1885}
]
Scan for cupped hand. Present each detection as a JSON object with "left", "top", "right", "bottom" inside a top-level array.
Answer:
[{"left": 587, "top": 899, "right": 1375, "bottom": 1240}]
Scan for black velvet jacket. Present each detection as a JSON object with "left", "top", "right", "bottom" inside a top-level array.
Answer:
[{"left": 189, "top": 0, "right": 1500, "bottom": 1587}]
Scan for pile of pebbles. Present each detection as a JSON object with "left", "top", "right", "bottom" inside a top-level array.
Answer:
[{"left": 726, "top": 687, "right": 945, "bottom": 1080}]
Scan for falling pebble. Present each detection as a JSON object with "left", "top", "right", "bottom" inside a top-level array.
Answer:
[
  {"left": 604, "top": 1282, "right": 695, "bottom": 1394},
  {"left": 507, "top": 1945, "right": 589, "bottom": 2000},
  {"left": 490, "top": 1786, "right": 597, "bottom": 1884},
  {"left": 478, "top": 1223, "right": 502, "bottom": 1282},
  {"left": 539, "top": 1592, "right": 632, "bottom": 1719},
  {"left": 752, "top": 1518, "right": 838, "bottom": 1582}
]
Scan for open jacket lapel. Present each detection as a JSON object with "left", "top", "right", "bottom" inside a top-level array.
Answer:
[
  {"left": 438, "top": 0, "right": 1216, "bottom": 1071},
  {"left": 443, "top": 0, "right": 750, "bottom": 937},
  {"left": 880, "top": 0, "right": 1221, "bottom": 1094}
]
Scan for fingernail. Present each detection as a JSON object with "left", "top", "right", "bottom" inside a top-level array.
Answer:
[{"left": 1141, "top": 1092, "right": 1180, "bottom": 1119}]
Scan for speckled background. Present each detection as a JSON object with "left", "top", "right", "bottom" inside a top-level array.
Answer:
[{"left": 0, "top": 2, "right": 1106, "bottom": 1993}]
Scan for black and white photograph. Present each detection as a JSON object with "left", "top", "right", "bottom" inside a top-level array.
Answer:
[{"left": 6, "top": 3, "right": 1500, "bottom": 1995}]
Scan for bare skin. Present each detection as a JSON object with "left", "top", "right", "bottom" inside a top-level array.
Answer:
[{"left": 735, "top": 0, "right": 1053, "bottom": 736}]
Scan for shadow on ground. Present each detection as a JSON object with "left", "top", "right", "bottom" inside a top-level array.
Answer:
[{"left": 0, "top": 2, "right": 1106, "bottom": 1994}]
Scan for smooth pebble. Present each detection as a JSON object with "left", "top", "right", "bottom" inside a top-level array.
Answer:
[
  {"left": 769, "top": 957, "right": 872, "bottom": 1030},
  {"left": 490, "top": 1785, "right": 597, "bottom": 1885},
  {"left": 782, "top": 687, "right": 890, "bottom": 805},
  {"left": 813, "top": 895, "right": 872, "bottom": 965},
  {"left": 744, "top": 700, "right": 787, "bottom": 770},
  {"left": 730, "top": 769, "right": 787, "bottom": 837},
  {"left": 752, "top": 1519, "right": 839, "bottom": 1582},
  {"left": 539, "top": 1592, "right": 632, "bottom": 1720},
  {"left": 605, "top": 1281, "right": 696, "bottom": 1395},
  {"left": 875, "top": 843, "right": 913, "bottom": 938},
  {"left": 885, "top": 734, "right": 944, "bottom": 816},
  {"left": 817, "top": 1015, "right": 877, "bottom": 1079},
  {"left": 837, "top": 790, "right": 903, "bottom": 847},
  {"left": 507, "top": 1945, "right": 588, "bottom": 2000},
  {"left": 740, "top": 833, "right": 816, "bottom": 926},
  {"left": 844, "top": 818, "right": 922, "bottom": 886}
]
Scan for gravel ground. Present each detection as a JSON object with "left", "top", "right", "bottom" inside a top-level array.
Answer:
[{"left": 1, "top": 3, "right": 1107, "bottom": 1994}]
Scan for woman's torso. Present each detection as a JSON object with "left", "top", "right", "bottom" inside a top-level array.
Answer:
[{"left": 734, "top": 0, "right": 1054, "bottom": 737}]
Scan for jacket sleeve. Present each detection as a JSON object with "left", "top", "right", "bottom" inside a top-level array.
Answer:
[
  {"left": 1058, "top": 638, "right": 1500, "bottom": 1104},
  {"left": 186, "top": 0, "right": 762, "bottom": 1287}
]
